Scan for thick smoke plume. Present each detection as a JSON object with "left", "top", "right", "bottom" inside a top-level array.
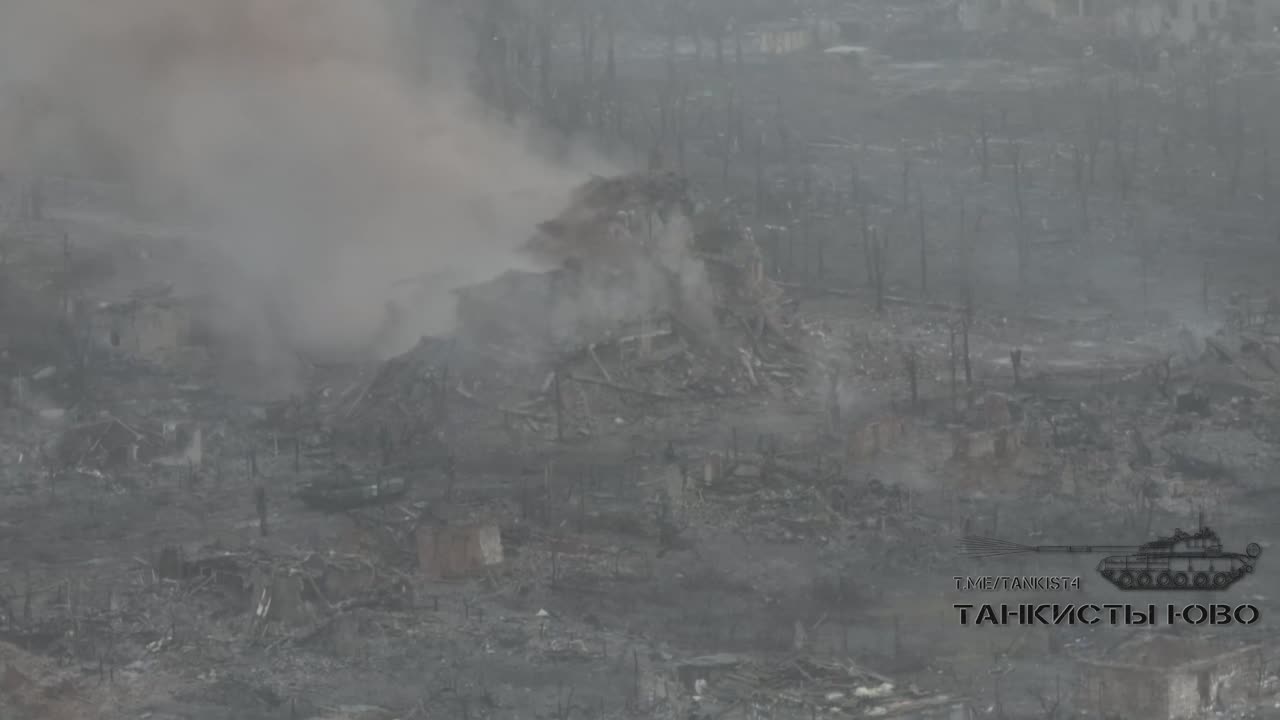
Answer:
[{"left": 0, "top": 0, "right": 612, "bottom": 389}]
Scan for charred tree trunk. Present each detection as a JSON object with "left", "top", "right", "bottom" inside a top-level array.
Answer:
[
  {"left": 904, "top": 347, "right": 919, "bottom": 409},
  {"left": 1229, "top": 79, "right": 1244, "bottom": 199},
  {"left": 917, "top": 185, "right": 928, "bottom": 296},
  {"left": 978, "top": 109, "right": 991, "bottom": 182},
  {"left": 604, "top": 0, "right": 616, "bottom": 90},
  {"left": 754, "top": 131, "right": 765, "bottom": 219},
  {"left": 1073, "top": 144, "right": 1089, "bottom": 233},
  {"left": 949, "top": 326, "right": 959, "bottom": 416},
  {"left": 962, "top": 296, "right": 973, "bottom": 388},
  {"left": 579, "top": 4, "right": 596, "bottom": 91},
  {"left": 537, "top": 7, "right": 554, "bottom": 112},
  {"left": 1010, "top": 142, "right": 1028, "bottom": 289},
  {"left": 872, "top": 228, "right": 885, "bottom": 314},
  {"left": 714, "top": 24, "right": 725, "bottom": 73}
]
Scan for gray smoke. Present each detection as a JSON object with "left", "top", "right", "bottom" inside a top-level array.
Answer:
[{"left": 0, "top": 0, "right": 614, "bottom": 389}]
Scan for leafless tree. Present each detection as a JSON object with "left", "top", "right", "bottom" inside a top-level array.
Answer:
[
  {"left": 917, "top": 184, "right": 928, "bottom": 296},
  {"left": 1073, "top": 144, "right": 1089, "bottom": 233},
  {"left": 977, "top": 107, "right": 991, "bottom": 181},
  {"left": 1228, "top": 78, "right": 1244, "bottom": 199},
  {"left": 1028, "top": 677, "right": 1064, "bottom": 720},
  {"left": 904, "top": 346, "right": 919, "bottom": 409},
  {"left": 1009, "top": 142, "right": 1028, "bottom": 289},
  {"left": 872, "top": 227, "right": 885, "bottom": 314}
]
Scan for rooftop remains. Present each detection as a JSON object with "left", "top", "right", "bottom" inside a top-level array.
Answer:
[{"left": 1077, "top": 630, "right": 1266, "bottom": 671}]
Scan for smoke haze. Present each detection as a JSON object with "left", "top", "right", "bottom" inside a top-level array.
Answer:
[{"left": 0, "top": 0, "right": 613, "bottom": 386}]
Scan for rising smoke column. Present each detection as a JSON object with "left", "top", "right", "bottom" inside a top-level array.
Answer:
[{"left": 0, "top": 0, "right": 606, "bottom": 384}]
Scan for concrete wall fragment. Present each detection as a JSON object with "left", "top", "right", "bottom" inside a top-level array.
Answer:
[{"left": 416, "top": 524, "right": 503, "bottom": 579}]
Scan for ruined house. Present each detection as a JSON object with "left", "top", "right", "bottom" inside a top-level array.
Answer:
[
  {"left": 92, "top": 296, "right": 191, "bottom": 361},
  {"left": 745, "top": 19, "right": 841, "bottom": 55},
  {"left": 456, "top": 171, "right": 780, "bottom": 360},
  {"left": 415, "top": 523, "right": 504, "bottom": 579},
  {"left": 1073, "top": 631, "right": 1267, "bottom": 720}
]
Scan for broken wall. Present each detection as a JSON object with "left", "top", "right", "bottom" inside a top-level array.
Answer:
[
  {"left": 1075, "top": 666, "right": 1169, "bottom": 720},
  {"left": 93, "top": 301, "right": 191, "bottom": 360},
  {"left": 1167, "top": 654, "right": 1267, "bottom": 719},
  {"left": 416, "top": 524, "right": 503, "bottom": 579}
]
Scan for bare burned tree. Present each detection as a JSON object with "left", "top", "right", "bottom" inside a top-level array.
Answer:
[
  {"left": 536, "top": 0, "right": 555, "bottom": 110},
  {"left": 603, "top": 0, "right": 616, "bottom": 91},
  {"left": 917, "top": 184, "right": 928, "bottom": 296},
  {"left": 1262, "top": 140, "right": 1272, "bottom": 204},
  {"left": 1073, "top": 143, "right": 1089, "bottom": 233},
  {"left": 1009, "top": 142, "right": 1028, "bottom": 289},
  {"left": 949, "top": 324, "right": 959, "bottom": 416},
  {"left": 872, "top": 227, "right": 885, "bottom": 314},
  {"left": 721, "top": 90, "right": 735, "bottom": 188},
  {"left": 962, "top": 294, "right": 973, "bottom": 388},
  {"left": 1028, "top": 678, "right": 1064, "bottom": 720},
  {"left": 858, "top": 166, "right": 874, "bottom": 286},
  {"left": 1203, "top": 46, "right": 1221, "bottom": 149},
  {"left": 977, "top": 107, "right": 991, "bottom": 182},
  {"left": 1085, "top": 104, "right": 1102, "bottom": 188},
  {"left": 1228, "top": 78, "right": 1244, "bottom": 199},
  {"left": 754, "top": 131, "right": 765, "bottom": 218},
  {"left": 900, "top": 141, "right": 911, "bottom": 213},
  {"left": 1135, "top": 211, "right": 1151, "bottom": 308},
  {"left": 1202, "top": 259, "right": 1211, "bottom": 314},
  {"left": 904, "top": 346, "right": 919, "bottom": 410},
  {"left": 578, "top": 0, "right": 597, "bottom": 92}
]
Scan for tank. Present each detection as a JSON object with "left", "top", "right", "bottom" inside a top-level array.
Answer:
[
  {"left": 295, "top": 465, "right": 409, "bottom": 513},
  {"left": 961, "top": 526, "right": 1263, "bottom": 591}
]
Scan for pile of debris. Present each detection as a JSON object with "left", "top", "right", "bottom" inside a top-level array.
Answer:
[
  {"left": 53, "top": 415, "right": 201, "bottom": 472},
  {"left": 335, "top": 171, "right": 805, "bottom": 439},
  {"left": 673, "top": 654, "right": 969, "bottom": 720}
]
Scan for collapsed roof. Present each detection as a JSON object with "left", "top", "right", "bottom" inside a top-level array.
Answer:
[{"left": 453, "top": 170, "right": 788, "bottom": 360}]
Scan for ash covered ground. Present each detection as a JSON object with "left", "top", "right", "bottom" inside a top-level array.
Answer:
[{"left": 1, "top": 1, "right": 1280, "bottom": 720}]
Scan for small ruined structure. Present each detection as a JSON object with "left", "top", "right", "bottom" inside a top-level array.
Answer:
[
  {"left": 1073, "top": 631, "right": 1267, "bottom": 720},
  {"left": 92, "top": 295, "right": 191, "bottom": 361},
  {"left": 415, "top": 523, "right": 504, "bottom": 579},
  {"left": 744, "top": 19, "right": 842, "bottom": 55},
  {"left": 846, "top": 414, "right": 909, "bottom": 461},
  {"left": 951, "top": 393, "right": 1022, "bottom": 462}
]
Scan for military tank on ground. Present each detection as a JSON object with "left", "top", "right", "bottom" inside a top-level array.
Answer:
[
  {"left": 295, "top": 465, "right": 410, "bottom": 513},
  {"left": 960, "top": 526, "right": 1262, "bottom": 591}
]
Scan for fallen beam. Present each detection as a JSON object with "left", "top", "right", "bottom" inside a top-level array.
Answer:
[{"left": 566, "top": 374, "right": 677, "bottom": 400}]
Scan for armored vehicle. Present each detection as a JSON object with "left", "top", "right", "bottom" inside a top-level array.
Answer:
[{"left": 296, "top": 465, "right": 409, "bottom": 513}]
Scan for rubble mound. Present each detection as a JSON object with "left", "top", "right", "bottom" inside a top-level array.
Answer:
[
  {"left": 525, "top": 171, "right": 693, "bottom": 266},
  {"left": 334, "top": 171, "right": 804, "bottom": 440}
]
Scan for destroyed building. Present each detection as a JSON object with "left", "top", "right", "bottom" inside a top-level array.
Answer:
[
  {"left": 1073, "top": 631, "right": 1267, "bottom": 720},
  {"left": 90, "top": 294, "right": 192, "bottom": 361},
  {"left": 440, "top": 171, "right": 791, "bottom": 388}
]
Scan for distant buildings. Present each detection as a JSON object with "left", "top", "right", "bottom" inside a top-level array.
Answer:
[{"left": 957, "top": 0, "right": 1280, "bottom": 45}]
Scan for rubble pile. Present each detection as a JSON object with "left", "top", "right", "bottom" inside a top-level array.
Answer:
[
  {"left": 338, "top": 171, "right": 806, "bottom": 438},
  {"left": 676, "top": 654, "right": 966, "bottom": 720}
]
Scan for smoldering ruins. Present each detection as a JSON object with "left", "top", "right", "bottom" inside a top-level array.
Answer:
[{"left": 1, "top": 0, "right": 1280, "bottom": 719}]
